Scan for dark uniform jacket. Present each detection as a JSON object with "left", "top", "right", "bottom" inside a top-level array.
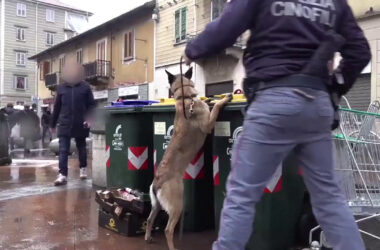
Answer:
[
  {"left": 51, "top": 81, "right": 96, "bottom": 138},
  {"left": 41, "top": 111, "right": 51, "bottom": 128},
  {"left": 20, "top": 109, "right": 40, "bottom": 140},
  {"left": 185, "top": 0, "right": 371, "bottom": 92}
]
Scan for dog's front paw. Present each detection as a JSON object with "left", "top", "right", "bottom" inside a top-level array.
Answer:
[{"left": 224, "top": 93, "right": 233, "bottom": 103}]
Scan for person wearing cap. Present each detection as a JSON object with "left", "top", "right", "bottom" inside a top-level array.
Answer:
[{"left": 184, "top": 0, "right": 371, "bottom": 249}]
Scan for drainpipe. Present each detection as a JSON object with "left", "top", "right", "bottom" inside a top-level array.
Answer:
[
  {"left": 145, "top": 60, "right": 148, "bottom": 83},
  {"left": 0, "top": 0, "right": 6, "bottom": 96},
  {"left": 35, "top": 2, "right": 39, "bottom": 103}
]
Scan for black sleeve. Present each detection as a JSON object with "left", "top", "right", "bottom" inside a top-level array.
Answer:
[
  {"left": 51, "top": 88, "right": 62, "bottom": 128},
  {"left": 336, "top": 2, "right": 371, "bottom": 94},
  {"left": 86, "top": 84, "right": 96, "bottom": 112}
]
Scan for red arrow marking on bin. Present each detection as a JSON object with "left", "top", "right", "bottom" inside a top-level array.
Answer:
[
  {"left": 264, "top": 164, "right": 282, "bottom": 193},
  {"left": 106, "top": 145, "right": 110, "bottom": 168},
  {"left": 213, "top": 156, "right": 220, "bottom": 186},
  {"left": 184, "top": 151, "right": 205, "bottom": 180},
  {"left": 128, "top": 147, "right": 148, "bottom": 170}
]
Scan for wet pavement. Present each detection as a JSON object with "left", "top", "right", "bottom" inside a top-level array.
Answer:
[
  {"left": 0, "top": 157, "right": 216, "bottom": 250},
  {"left": 1, "top": 154, "right": 380, "bottom": 250}
]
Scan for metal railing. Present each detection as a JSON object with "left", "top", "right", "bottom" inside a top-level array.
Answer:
[{"left": 83, "top": 60, "right": 111, "bottom": 80}]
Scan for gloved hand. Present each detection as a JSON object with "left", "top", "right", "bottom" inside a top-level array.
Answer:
[{"left": 183, "top": 52, "right": 192, "bottom": 66}]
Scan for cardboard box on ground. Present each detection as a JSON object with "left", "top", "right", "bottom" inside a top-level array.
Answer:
[{"left": 96, "top": 188, "right": 167, "bottom": 236}]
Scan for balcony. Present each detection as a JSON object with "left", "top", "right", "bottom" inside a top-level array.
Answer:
[
  {"left": 83, "top": 60, "right": 111, "bottom": 86},
  {"left": 45, "top": 72, "right": 62, "bottom": 90}
]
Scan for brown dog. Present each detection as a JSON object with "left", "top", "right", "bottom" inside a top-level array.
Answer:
[{"left": 144, "top": 67, "right": 231, "bottom": 250}]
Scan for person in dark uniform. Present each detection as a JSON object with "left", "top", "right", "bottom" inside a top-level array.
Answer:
[
  {"left": 185, "top": 1, "right": 371, "bottom": 250},
  {"left": 19, "top": 105, "right": 40, "bottom": 156},
  {"left": 4, "top": 103, "right": 18, "bottom": 150},
  {"left": 51, "top": 61, "right": 95, "bottom": 186},
  {"left": 41, "top": 107, "right": 52, "bottom": 146}
]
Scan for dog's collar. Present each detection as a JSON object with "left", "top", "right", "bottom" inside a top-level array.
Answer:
[
  {"left": 175, "top": 94, "right": 196, "bottom": 100},
  {"left": 173, "top": 84, "right": 194, "bottom": 93}
]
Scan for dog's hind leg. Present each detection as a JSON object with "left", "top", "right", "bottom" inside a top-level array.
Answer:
[
  {"left": 158, "top": 180, "right": 184, "bottom": 250},
  {"left": 145, "top": 184, "right": 161, "bottom": 243},
  {"left": 165, "top": 206, "right": 183, "bottom": 250}
]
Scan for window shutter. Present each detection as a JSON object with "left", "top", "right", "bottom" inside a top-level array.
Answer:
[
  {"left": 129, "top": 31, "right": 133, "bottom": 58},
  {"left": 181, "top": 8, "right": 187, "bottom": 41},
  {"left": 40, "top": 63, "right": 43, "bottom": 80},
  {"left": 124, "top": 32, "right": 129, "bottom": 59},
  {"left": 175, "top": 10, "right": 180, "bottom": 43}
]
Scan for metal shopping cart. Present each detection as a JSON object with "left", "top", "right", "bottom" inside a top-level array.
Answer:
[{"left": 309, "top": 107, "right": 380, "bottom": 249}]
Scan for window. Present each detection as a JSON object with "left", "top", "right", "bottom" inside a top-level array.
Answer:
[
  {"left": 16, "top": 52, "right": 26, "bottom": 66},
  {"left": 123, "top": 30, "right": 134, "bottom": 61},
  {"left": 175, "top": 7, "right": 187, "bottom": 43},
  {"left": 46, "top": 32, "right": 55, "bottom": 46},
  {"left": 40, "top": 61, "right": 51, "bottom": 80},
  {"left": 76, "top": 49, "right": 83, "bottom": 64},
  {"left": 211, "top": 0, "right": 226, "bottom": 20},
  {"left": 46, "top": 9, "right": 55, "bottom": 22},
  {"left": 16, "top": 3, "right": 26, "bottom": 17},
  {"left": 205, "top": 81, "right": 233, "bottom": 97},
  {"left": 59, "top": 55, "right": 65, "bottom": 72},
  {"left": 14, "top": 75, "right": 27, "bottom": 90},
  {"left": 16, "top": 27, "right": 25, "bottom": 41}
]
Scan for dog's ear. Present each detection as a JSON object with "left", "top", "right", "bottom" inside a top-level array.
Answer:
[
  {"left": 165, "top": 70, "right": 176, "bottom": 85},
  {"left": 184, "top": 67, "right": 193, "bottom": 80}
]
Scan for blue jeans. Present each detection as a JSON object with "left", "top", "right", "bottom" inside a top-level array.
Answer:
[
  {"left": 213, "top": 87, "right": 365, "bottom": 250},
  {"left": 59, "top": 137, "right": 87, "bottom": 176}
]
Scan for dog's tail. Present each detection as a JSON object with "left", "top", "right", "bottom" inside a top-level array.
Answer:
[{"left": 149, "top": 183, "right": 159, "bottom": 208}]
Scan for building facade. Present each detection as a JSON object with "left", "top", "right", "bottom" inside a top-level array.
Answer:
[
  {"left": 152, "top": 0, "right": 245, "bottom": 100},
  {"left": 0, "top": 0, "right": 90, "bottom": 107},
  {"left": 342, "top": 0, "right": 380, "bottom": 110},
  {"left": 30, "top": 1, "right": 155, "bottom": 107},
  {"left": 152, "top": 0, "right": 380, "bottom": 111}
]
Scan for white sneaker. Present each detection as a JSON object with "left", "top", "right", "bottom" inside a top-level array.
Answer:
[
  {"left": 80, "top": 168, "right": 87, "bottom": 180},
  {"left": 54, "top": 174, "right": 67, "bottom": 186}
]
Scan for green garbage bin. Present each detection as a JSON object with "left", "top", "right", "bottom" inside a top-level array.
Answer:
[
  {"left": 145, "top": 104, "right": 214, "bottom": 232},
  {"left": 105, "top": 102, "right": 155, "bottom": 192},
  {"left": 213, "top": 103, "right": 306, "bottom": 250}
]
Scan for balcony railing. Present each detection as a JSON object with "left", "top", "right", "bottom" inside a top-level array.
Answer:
[
  {"left": 83, "top": 60, "right": 111, "bottom": 82},
  {"left": 45, "top": 72, "right": 61, "bottom": 90}
]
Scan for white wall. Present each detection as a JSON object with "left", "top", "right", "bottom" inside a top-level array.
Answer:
[
  {"left": 358, "top": 16, "right": 380, "bottom": 101},
  {"left": 151, "top": 53, "right": 245, "bottom": 100},
  {"left": 152, "top": 63, "right": 194, "bottom": 100}
]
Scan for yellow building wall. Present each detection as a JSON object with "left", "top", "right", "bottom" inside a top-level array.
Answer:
[
  {"left": 156, "top": 0, "right": 195, "bottom": 67},
  {"left": 112, "top": 21, "right": 154, "bottom": 85},
  {"left": 37, "top": 19, "right": 154, "bottom": 99},
  {"left": 348, "top": 0, "right": 380, "bottom": 17}
]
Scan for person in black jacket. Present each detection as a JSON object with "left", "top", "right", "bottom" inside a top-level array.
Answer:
[
  {"left": 51, "top": 62, "right": 96, "bottom": 186},
  {"left": 185, "top": 1, "right": 371, "bottom": 250}
]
